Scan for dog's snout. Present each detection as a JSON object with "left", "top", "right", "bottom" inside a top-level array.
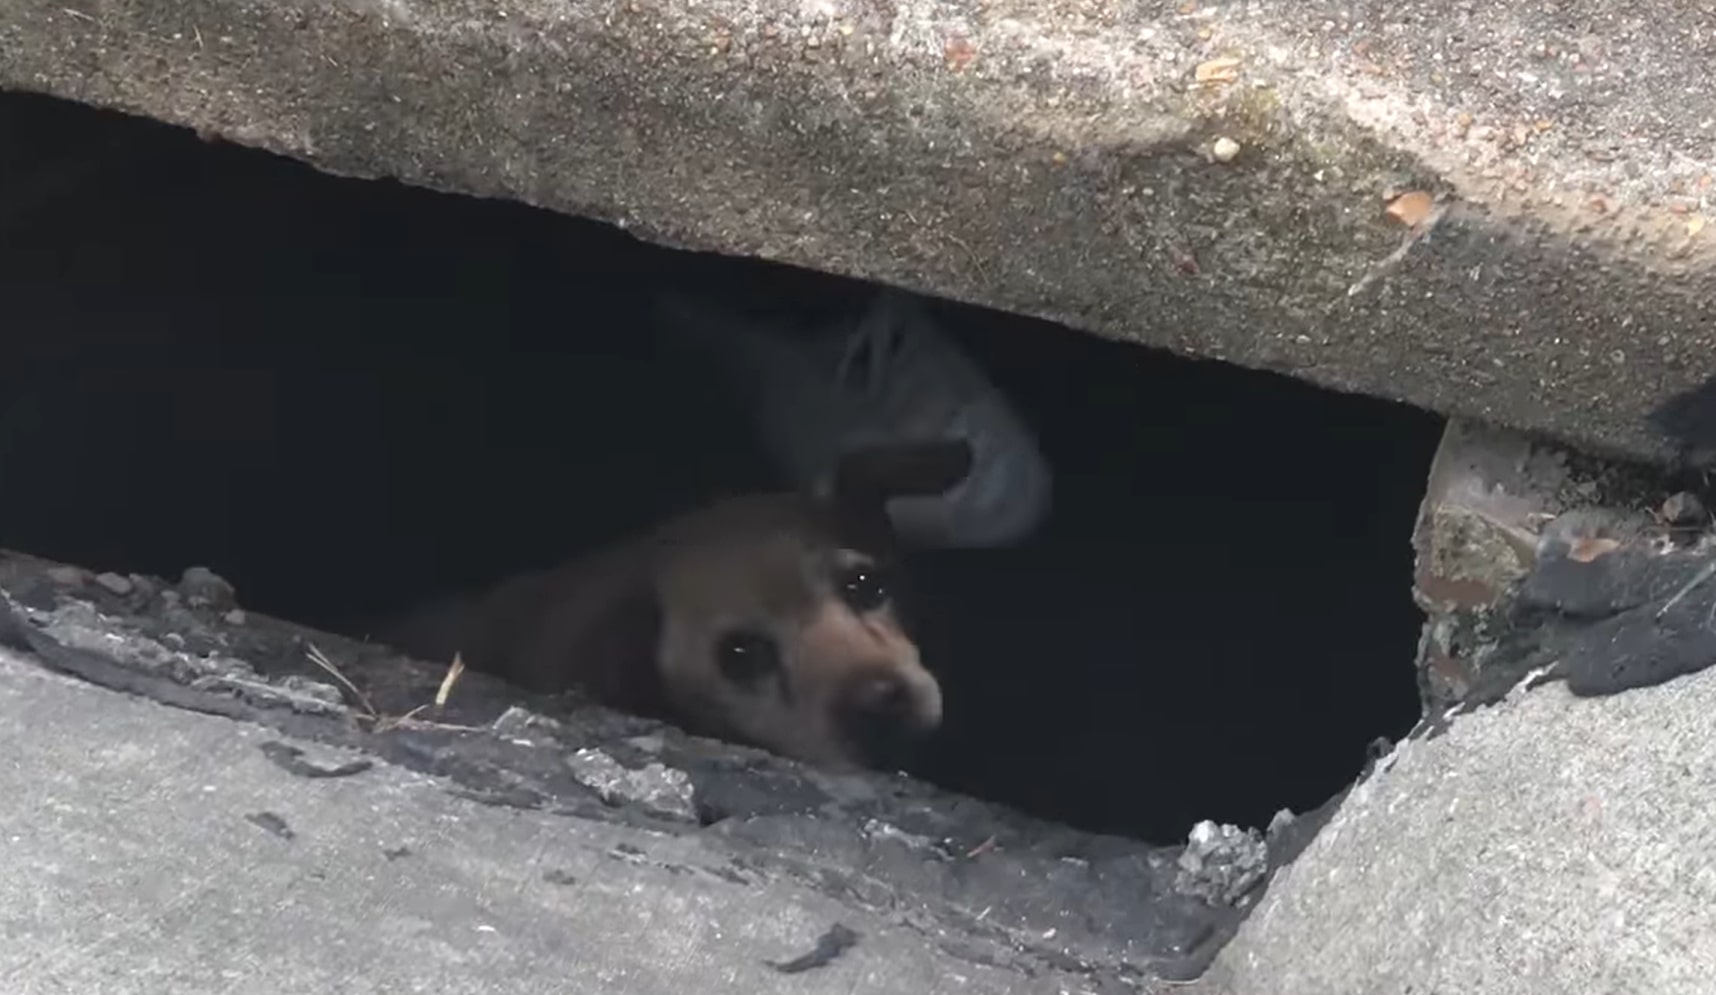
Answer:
[
  {"left": 851, "top": 673, "right": 912, "bottom": 718},
  {"left": 836, "top": 669, "right": 939, "bottom": 767}
]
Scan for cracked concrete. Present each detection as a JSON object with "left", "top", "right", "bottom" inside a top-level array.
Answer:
[{"left": 2, "top": 0, "right": 1713, "bottom": 463}]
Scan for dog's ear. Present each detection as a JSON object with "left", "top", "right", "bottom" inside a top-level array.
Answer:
[
  {"left": 562, "top": 579, "right": 668, "bottom": 718},
  {"left": 829, "top": 438, "right": 975, "bottom": 511},
  {"left": 496, "top": 560, "right": 669, "bottom": 719}
]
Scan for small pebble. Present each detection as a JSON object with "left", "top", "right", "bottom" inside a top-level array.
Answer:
[
  {"left": 1212, "top": 136, "right": 1241, "bottom": 162},
  {"left": 224, "top": 609, "right": 248, "bottom": 625},
  {"left": 94, "top": 572, "right": 134, "bottom": 596},
  {"left": 45, "top": 565, "right": 88, "bottom": 586},
  {"left": 180, "top": 565, "right": 237, "bottom": 610},
  {"left": 1662, "top": 491, "right": 1706, "bottom": 526}
]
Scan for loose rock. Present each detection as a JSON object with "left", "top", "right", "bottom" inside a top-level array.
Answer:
[
  {"left": 179, "top": 566, "right": 237, "bottom": 611},
  {"left": 1176, "top": 819, "right": 1269, "bottom": 906},
  {"left": 1662, "top": 491, "right": 1706, "bottom": 527},
  {"left": 565, "top": 747, "right": 698, "bottom": 823}
]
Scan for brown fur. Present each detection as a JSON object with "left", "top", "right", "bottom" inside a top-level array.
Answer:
[{"left": 374, "top": 440, "right": 972, "bottom": 769}]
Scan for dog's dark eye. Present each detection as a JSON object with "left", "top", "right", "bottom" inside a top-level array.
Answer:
[
  {"left": 715, "top": 630, "right": 781, "bottom": 687},
  {"left": 837, "top": 565, "right": 890, "bottom": 613}
]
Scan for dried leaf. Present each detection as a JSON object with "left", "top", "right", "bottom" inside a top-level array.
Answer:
[
  {"left": 1195, "top": 57, "right": 1242, "bottom": 84},
  {"left": 944, "top": 36, "right": 976, "bottom": 72},
  {"left": 1385, "top": 190, "right": 1435, "bottom": 227},
  {"left": 1567, "top": 536, "right": 1622, "bottom": 563},
  {"left": 1689, "top": 215, "right": 1707, "bottom": 239}
]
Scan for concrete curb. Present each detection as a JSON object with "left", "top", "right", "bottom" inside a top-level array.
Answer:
[{"left": 3, "top": 0, "right": 1712, "bottom": 462}]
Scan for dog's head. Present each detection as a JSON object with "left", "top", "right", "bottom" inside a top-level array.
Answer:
[{"left": 577, "top": 439, "right": 972, "bottom": 769}]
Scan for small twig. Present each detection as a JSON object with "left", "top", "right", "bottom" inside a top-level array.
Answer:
[
  {"left": 435, "top": 652, "right": 467, "bottom": 708},
  {"left": 1657, "top": 559, "right": 1716, "bottom": 622},
  {"left": 61, "top": 7, "right": 95, "bottom": 21},
  {"left": 372, "top": 704, "right": 427, "bottom": 733},
  {"left": 964, "top": 834, "right": 999, "bottom": 859},
  {"left": 374, "top": 705, "right": 484, "bottom": 734},
  {"left": 306, "top": 644, "right": 484, "bottom": 734},
  {"left": 304, "top": 642, "right": 378, "bottom": 718},
  {"left": 391, "top": 718, "right": 485, "bottom": 733}
]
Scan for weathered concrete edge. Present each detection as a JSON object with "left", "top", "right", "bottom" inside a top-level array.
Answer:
[
  {"left": 1, "top": 0, "right": 1711, "bottom": 464},
  {"left": 1179, "top": 415, "right": 1716, "bottom": 993},
  {"left": 0, "top": 547, "right": 1305, "bottom": 987}
]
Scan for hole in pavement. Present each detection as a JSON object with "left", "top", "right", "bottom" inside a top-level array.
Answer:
[{"left": 0, "top": 91, "right": 1437, "bottom": 845}]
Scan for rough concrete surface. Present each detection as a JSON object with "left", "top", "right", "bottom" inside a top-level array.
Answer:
[
  {"left": 13, "top": 516, "right": 1716, "bottom": 995},
  {"left": 0, "top": 651, "right": 1036, "bottom": 994},
  {"left": 0, "top": 550, "right": 1317, "bottom": 991},
  {"left": 2, "top": 0, "right": 1714, "bottom": 463},
  {"left": 1194, "top": 664, "right": 1716, "bottom": 995},
  {"left": 1195, "top": 414, "right": 1716, "bottom": 993}
]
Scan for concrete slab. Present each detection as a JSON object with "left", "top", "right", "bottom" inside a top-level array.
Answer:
[
  {"left": 0, "top": 649, "right": 1058, "bottom": 994},
  {"left": 2, "top": 0, "right": 1713, "bottom": 464},
  {"left": 1193, "top": 663, "right": 1716, "bottom": 995},
  {"left": 0, "top": 549, "right": 1306, "bottom": 991}
]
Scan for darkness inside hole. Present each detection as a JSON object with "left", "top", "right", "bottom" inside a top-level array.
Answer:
[{"left": 0, "top": 92, "right": 1437, "bottom": 844}]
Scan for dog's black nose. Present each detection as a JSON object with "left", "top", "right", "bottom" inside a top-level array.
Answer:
[
  {"left": 838, "top": 672, "right": 933, "bottom": 766},
  {"left": 850, "top": 674, "right": 912, "bottom": 717}
]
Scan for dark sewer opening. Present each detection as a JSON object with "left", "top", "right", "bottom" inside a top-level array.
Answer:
[{"left": 0, "top": 91, "right": 1439, "bottom": 844}]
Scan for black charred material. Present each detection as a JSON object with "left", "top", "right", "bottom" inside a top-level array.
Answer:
[{"left": 1425, "top": 532, "right": 1716, "bottom": 731}]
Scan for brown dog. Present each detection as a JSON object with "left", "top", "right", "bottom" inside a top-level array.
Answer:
[{"left": 373, "top": 439, "right": 973, "bottom": 770}]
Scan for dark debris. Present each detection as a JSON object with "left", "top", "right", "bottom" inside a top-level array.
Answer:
[
  {"left": 1431, "top": 530, "right": 1716, "bottom": 727},
  {"left": 259, "top": 740, "right": 375, "bottom": 779},
  {"left": 245, "top": 811, "right": 296, "bottom": 840},
  {"left": 766, "top": 922, "right": 861, "bottom": 974}
]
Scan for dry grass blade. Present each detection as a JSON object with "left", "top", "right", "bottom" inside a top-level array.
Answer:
[
  {"left": 303, "top": 644, "right": 487, "bottom": 734},
  {"left": 435, "top": 652, "right": 467, "bottom": 708},
  {"left": 373, "top": 704, "right": 427, "bottom": 733},
  {"left": 304, "top": 641, "right": 378, "bottom": 719}
]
